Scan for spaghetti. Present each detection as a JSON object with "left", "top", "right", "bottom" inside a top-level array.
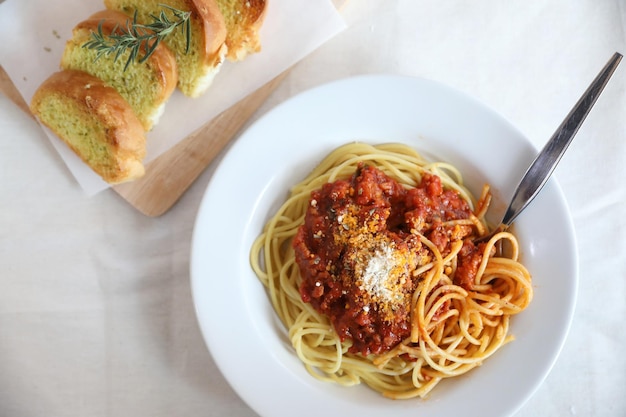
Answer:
[{"left": 250, "top": 142, "right": 532, "bottom": 399}]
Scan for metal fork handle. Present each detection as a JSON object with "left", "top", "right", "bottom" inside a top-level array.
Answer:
[{"left": 501, "top": 52, "right": 623, "bottom": 228}]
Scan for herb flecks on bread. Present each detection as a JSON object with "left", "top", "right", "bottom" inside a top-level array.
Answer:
[
  {"left": 30, "top": 70, "right": 147, "bottom": 184},
  {"left": 105, "top": 0, "right": 228, "bottom": 97},
  {"left": 81, "top": 6, "right": 191, "bottom": 71},
  {"left": 64, "top": 10, "right": 179, "bottom": 131}
]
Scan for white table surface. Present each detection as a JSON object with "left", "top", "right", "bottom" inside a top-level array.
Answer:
[{"left": 1, "top": 1, "right": 625, "bottom": 416}]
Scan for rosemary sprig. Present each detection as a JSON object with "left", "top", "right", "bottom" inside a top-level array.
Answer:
[{"left": 82, "top": 5, "right": 191, "bottom": 71}]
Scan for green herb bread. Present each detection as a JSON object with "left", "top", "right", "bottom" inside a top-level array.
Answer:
[
  {"left": 104, "top": 0, "right": 227, "bottom": 97},
  {"left": 30, "top": 70, "right": 146, "bottom": 184},
  {"left": 61, "top": 10, "right": 178, "bottom": 131},
  {"left": 216, "top": 0, "right": 267, "bottom": 61}
]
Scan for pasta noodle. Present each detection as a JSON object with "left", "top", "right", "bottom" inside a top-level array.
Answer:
[{"left": 250, "top": 142, "right": 532, "bottom": 399}]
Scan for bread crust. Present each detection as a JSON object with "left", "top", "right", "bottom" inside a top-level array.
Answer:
[
  {"left": 30, "top": 70, "right": 146, "bottom": 184},
  {"left": 189, "top": 0, "right": 228, "bottom": 63},
  {"left": 181, "top": 0, "right": 228, "bottom": 95}
]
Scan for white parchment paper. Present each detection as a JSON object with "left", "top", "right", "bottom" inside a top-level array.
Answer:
[{"left": 0, "top": 0, "right": 346, "bottom": 194}]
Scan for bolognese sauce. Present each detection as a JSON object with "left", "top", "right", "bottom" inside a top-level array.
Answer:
[{"left": 293, "top": 164, "right": 488, "bottom": 356}]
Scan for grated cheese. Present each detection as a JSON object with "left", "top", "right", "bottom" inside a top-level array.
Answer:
[
  {"left": 332, "top": 204, "right": 414, "bottom": 318},
  {"left": 360, "top": 243, "right": 397, "bottom": 303}
]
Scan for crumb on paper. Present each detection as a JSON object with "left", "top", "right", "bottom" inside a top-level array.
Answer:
[
  {"left": 44, "top": 47, "right": 52, "bottom": 52},
  {"left": 52, "top": 30, "right": 61, "bottom": 39}
]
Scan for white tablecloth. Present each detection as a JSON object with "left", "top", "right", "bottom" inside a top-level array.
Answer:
[{"left": 1, "top": 1, "right": 625, "bottom": 416}]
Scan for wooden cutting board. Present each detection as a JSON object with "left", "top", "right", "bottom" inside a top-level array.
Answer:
[{"left": 0, "top": 0, "right": 346, "bottom": 217}]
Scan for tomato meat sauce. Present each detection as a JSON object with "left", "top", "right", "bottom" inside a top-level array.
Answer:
[{"left": 293, "top": 164, "right": 487, "bottom": 356}]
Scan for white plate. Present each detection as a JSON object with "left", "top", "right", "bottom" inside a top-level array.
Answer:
[{"left": 191, "top": 75, "right": 578, "bottom": 417}]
